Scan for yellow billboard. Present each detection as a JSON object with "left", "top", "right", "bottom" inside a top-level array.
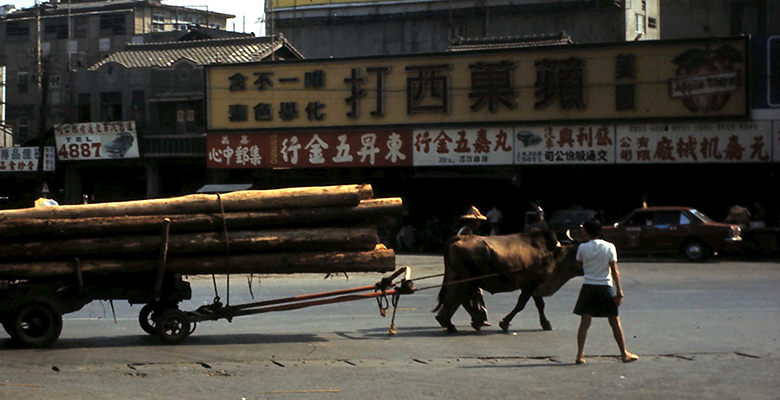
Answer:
[{"left": 207, "top": 38, "right": 748, "bottom": 131}]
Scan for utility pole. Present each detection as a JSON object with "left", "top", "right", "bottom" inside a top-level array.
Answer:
[
  {"left": 35, "top": 0, "right": 44, "bottom": 179},
  {"left": 34, "top": 1, "right": 50, "bottom": 191}
]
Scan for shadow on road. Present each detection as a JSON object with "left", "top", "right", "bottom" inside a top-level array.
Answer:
[
  {"left": 346, "top": 326, "right": 548, "bottom": 339},
  {"left": 0, "top": 332, "right": 327, "bottom": 350}
]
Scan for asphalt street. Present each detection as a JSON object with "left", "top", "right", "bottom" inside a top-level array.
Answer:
[{"left": 0, "top": 255, "right": 778, "bottom": 400}]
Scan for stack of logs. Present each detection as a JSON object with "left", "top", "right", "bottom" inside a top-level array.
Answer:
[{"left": 0, "top": 184, "right": 400, "bottom": 280}]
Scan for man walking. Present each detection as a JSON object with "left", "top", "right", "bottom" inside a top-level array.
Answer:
[{"left": 574, "top": 220, "right": 639, "bottom": 364}]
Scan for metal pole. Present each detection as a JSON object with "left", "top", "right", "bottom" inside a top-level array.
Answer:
[{"left": 35, "top": 1, "right": 47, "bottom": 184}]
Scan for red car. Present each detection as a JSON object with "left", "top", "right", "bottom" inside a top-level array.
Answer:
[{"left": 601, "top": 207, "right": 742, "bottom": 261}]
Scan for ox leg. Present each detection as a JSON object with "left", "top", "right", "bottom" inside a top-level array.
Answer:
[
  {"left": 533, "top": 296, "right": 553, "bottom": 331},
  {"left": 466, "top": 285, "right": 488, "bottom": 332},
  {"left": 499, "top": 290, "right": 534, "bottom": 333}
]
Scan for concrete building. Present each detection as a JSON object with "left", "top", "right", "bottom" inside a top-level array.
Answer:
[
  {"left": 0, "top": 0, "right": 234, "bottom": 145},
  {"left": 267, "top": 0, "right": 660, "bottom": 59},
  {"left": 660, "top": 0, "right": 778, "bottom": 39},
  {"left": 62, "top": 35, "right": 303, "bottom": 203}
]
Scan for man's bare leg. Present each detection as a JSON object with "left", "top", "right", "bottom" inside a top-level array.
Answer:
[
  {"left": 575, "top": 314, "right": 591, "bottom": 364},
  {"left": 608, "top": 316, "right": 639, "bottom": 363}
]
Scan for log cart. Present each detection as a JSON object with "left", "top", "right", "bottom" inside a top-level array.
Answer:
[{"left": 0, "top": 185, "right": 405, "bottom": 347}]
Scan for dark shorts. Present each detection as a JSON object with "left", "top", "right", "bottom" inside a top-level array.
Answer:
[{"left": 573, "top": 284, "right": 618, "bottom": 318}]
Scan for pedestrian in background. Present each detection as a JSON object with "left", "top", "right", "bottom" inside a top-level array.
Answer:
[
  {"left": 573, "top": 219, "right": 638, "bottom": 365},
  {"left": 486, "top": 206, "right": 503, "bottom": 236}
]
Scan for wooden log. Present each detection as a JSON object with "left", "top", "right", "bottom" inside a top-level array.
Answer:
[
  {"left": 0, "top": 184, "right": 373, "bottom": 220},
  {"left": 0, "top": 198, "right": 402, "bottom": 240},
  {"left": 0, "top": 227, "right": 380, "bottom": 261},
  {"left": 0, "top": 247, "right": 396, "bottom": 278}
]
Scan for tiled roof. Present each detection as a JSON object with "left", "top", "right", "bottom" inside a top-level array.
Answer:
[
  {"left": 448, "top": 32, "right": 574, "bottom": 52},
  {"left": 88, "top": 37, "right": 304, "bottom": 70}
]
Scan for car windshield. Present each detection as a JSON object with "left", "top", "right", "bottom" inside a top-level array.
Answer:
[{"left": 689, "top": 209, "right": 714, "bottom": 223}]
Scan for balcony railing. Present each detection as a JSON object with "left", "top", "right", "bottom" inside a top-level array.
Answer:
[{"left": 142, "top": 134, "right": 206, "bottom": 158}]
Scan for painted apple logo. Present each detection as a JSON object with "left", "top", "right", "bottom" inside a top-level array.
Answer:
[{"left": 669, "top": 45, "right": 743, "bottom": 112}]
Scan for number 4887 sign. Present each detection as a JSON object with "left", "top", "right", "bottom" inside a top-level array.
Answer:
[{"left": 54, "top": 121, "right": 140, "bottom": 160}]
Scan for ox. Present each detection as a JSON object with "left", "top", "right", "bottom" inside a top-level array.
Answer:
[{"left": 433, "top": 230, "right": 582, "bottom": 333}]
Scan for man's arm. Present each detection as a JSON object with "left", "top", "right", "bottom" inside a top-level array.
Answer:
[{"left": 610, "top": 261, "right": 624, "bottom": 306}]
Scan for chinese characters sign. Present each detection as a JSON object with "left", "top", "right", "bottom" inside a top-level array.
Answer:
[
  {"left": 55, "top": 121, "right": 140, "bottom": 160},
  {"left": 514, "top": 125, "right": 615, "bottom": 165},
  {"left": 615, "top": 121, "right": 772, "bottom": 163},
  {"left": 207, "top": 130, "right": 413, "bottom": 169},
  {"left": 207, "top": 120, "right": 776, "bottom": 168},
  {"left": 207, "top": 133, "right": 268, "bottom": 168},
  {"left": 0, "top": 146, "right": 56, "bottom": 172},
  {"left": 413, "top": 127, "right": 514, "bottom": 166},
  {"left": 207, "top": 38, "right": 747, "bottom": 131}
]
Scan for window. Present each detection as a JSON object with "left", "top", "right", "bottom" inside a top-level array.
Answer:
[
  {"left": 448, "top": 26, "right": 468, "bottom": 41},
  {"left": 648, "top": 17, "right": 657, "bottom": 29},
  {"left": 74, "top": 16, "right": 88, "bottom": 39},
  {"left": 6, "top": 21, "right": 30, "bottom": 43},
  {"left": 17, "top": 71, "right": 29, "bottom": 94},
  {"left": 78, "top": 93, "right": 91, "bottom": 123},
  {"left": 99, "top": 37, "right": 111, "bottom": 52},
  {"left": 50, "top": 74, "right": 60, "bottom": 89},
  {"left": 44, "top": 18, "right": 69, "bottom": 40},
  {"left": 680, "top": 213, "right": 691, "bottom": 225},
  {"left": 17, "top": 118, "right": 29, "bottom": 139},
  {"left": 100, "top": 92, "right": 122, "bottom": 121},
  {"left": 636, "top": 13, "right": 646, "bottom": 34},
  {"left": 653, "top": 212, "right": 680, "bottom": 227},
  {"left": 623, "top": 212, "right": 651, "bottom": 227},
  {"left": 100, "top": 13, "right": 126, "bottom": 36},
  {"left": 152, "top": 14, "right": 165, "bottom": 32},
  {"left": 730, "top": 1, "right": 765, "bottom": 35}
]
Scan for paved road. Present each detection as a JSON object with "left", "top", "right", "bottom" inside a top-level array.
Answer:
[{"left": 1, "top": 256, "right": 778, "bottom": 399}]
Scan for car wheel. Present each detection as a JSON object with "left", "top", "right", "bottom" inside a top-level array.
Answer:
[
  {"left": 682, "top": 240, "right": 707, "bottom": 261},
  {"left": 10, "top": 302, "right": 63, "bottom": 348}
]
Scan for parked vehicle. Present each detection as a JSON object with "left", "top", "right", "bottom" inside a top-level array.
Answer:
[
  {"left": 547, "top": 207, "right": 604, "bottom": 244},
  {"left": 601, "top": 207, "right": 742, "bottom": 261}
]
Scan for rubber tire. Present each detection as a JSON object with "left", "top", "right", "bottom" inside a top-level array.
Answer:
[
  {"left": 11, "top": 303, "right": 63, "bottom": 348},
  {"left": 682, "top": 240, "right": 706, "bottom": 261},
  {"left": 139, "top": 303, "right": 161, "bottom": 335},
  {"left": 156, "top": 309, "right": 191, "bottom": 345}
]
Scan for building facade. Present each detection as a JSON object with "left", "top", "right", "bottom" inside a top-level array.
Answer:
[
  {"left": 267, "top": 0, "right": 660, "bottom": 59},
  {"left": 0, "top": 0, "right": 233, "bottom": 145},
  {"left": 58, "top": 35, "right": 303, "bottom": 204},
  {"left": 660, "top": 0, "right": 778, "bottom": 39},
  {"left": 204, "top": 37, "right": 779, "bottom": 243}
]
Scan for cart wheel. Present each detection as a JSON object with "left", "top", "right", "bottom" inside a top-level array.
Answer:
[
  {"left": 139, "top": 303, "right": 164, "bottom": 335},
  {"left": 10, "top": 303, "right": 63, "bottom": 348},
  {"left": 156, "top": 309, "right": 191, "bottom": 345}
]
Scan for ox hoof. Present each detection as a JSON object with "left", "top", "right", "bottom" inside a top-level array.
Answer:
[
  {"left": 446, "top": 325, "right": 458, "bottom": 334},
  {"left": 435, "top": 314, "right": 449, "bottom": 328},
  {"left": 499, "top": 319, "right": 510, "bottom": 333},
  {"left": 541, "top": 321, "right": 553, "bottom": 331},
  {"left": 471, "top": 321, "right": 483, "bottom": 332}
]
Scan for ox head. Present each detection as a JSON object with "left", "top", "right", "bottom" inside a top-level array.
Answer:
[{"left": 534, "top": 239, "right": 583, "bottom": 298}]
